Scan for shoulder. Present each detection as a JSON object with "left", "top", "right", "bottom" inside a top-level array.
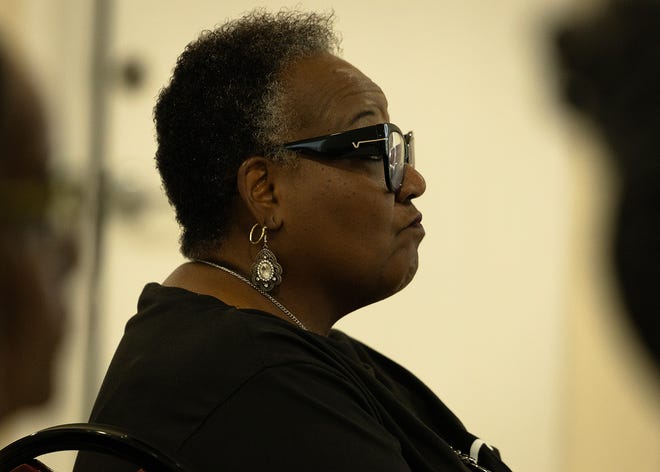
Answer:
[
  {"left": 177, "top": 361, "right": 411, "bottom": 471},
  {"left": 102, "top": 284, "right": 371, "bottom": 415}
]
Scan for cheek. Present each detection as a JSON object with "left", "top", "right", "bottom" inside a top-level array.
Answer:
[
  {"left": 310, "top": 176, "right": 390, "bottom": 238},
  {"left": 280, "top": 162, "right": 421, "bottom": 292},
  {"left": 0, "top": 257, "right": 62, "bottom": 408},
  {"left": 294, "top": 180, "right": 395, "bottom": 272}
]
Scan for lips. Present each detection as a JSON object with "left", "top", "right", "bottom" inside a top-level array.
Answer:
[
  {"left": 409, "top": 213, "right": 423, "bottom": 228},
  {"left": 398, "top": 212, "right": 424, "bottom": 238}
]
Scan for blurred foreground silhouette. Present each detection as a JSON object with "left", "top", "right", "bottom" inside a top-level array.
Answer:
[
  {"left": 0, "top": 38, "right": 77, "bottom": 421},
  {"left": 555, "top": 0, "right": 660, "bottom": 371}
]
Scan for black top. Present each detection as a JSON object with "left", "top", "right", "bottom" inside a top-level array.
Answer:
[{"left": 75, "top": 283, "right": 512, "bottom": 471}]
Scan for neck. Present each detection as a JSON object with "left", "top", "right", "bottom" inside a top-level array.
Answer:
[
  {"left": 194, "top": 259, "right": 307, "bottom": 331},
  {"left": 163, "top": 261, "right": 335, "bottom": 335}
]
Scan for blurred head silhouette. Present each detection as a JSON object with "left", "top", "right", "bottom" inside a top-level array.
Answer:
[
  {"left": 555, "top": 0, "right": 660, "bottom": 370},
  {"left": 0, "top": 39, "right": 76, "bottom": 420}
]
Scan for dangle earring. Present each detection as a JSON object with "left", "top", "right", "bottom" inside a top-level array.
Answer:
[{"left": 249, "top": 223, "right": 283, "bottom": 292}]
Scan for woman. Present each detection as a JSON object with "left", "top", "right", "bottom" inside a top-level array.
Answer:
[
  {"left": 0, "top": 40, "right": 75, "bottom": 422},
  {"left": 76, "top": 11, "right": 513, "bottom": 472}
]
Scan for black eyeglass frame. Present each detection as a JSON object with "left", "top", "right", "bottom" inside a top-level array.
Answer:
[{"left": 281, "top": 122, "right": 414, "bottom": 192}]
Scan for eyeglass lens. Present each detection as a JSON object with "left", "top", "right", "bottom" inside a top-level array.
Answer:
[{"left": 388, "top": 131, "right": 406, "bottom": 191}]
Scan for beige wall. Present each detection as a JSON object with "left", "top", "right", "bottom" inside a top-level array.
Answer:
[{"left": 1, "top": 1, "right": 658, "bottom": 471}]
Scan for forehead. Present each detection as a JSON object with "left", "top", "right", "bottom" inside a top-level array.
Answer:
[
  {"left": 0, "top": 62, "right": 48, "bottom": 179},
  {"left": 280, "top": 53, "right": 389, "bottom": 141}
]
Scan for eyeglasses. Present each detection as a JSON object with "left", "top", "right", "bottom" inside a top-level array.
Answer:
[{"left": 281, "top": 123, "right": 414, "bottom": 193}]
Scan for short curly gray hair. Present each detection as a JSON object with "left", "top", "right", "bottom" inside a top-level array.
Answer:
[{"left": 154, "top": 10, "right": 341, "bottom": 258}]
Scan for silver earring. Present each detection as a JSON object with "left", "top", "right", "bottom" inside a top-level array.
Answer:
[{"left": 249, "top": 223, "right": 282, "bottom": 292}]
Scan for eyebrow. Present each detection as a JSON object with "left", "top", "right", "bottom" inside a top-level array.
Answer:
[{"left": 348, "top": 110, "right": 376, "bottom": 127}]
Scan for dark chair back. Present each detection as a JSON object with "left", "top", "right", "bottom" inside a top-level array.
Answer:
[{"left": 0, "top": 423, "right": 186, "bottom": 472}]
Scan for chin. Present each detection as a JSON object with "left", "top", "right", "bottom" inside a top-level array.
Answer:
[
  {"left": 382, "top": 256, "right": 420, "bottom": 298},
  {"left": 402, "top": 247, "right": 421, "bottom": 283},
  {"left": 395, "top": 264, "right": 419, "bottom": 293},
  {"left": 23, "top": 375, "right": 53, "bottom": 409},
  {"left": 355, "top": 252, "right": 420, "bottom": 307}
]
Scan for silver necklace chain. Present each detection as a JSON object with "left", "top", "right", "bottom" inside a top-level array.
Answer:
[{"left": 194, "top": 259, "right": 308, "bottom": 331}]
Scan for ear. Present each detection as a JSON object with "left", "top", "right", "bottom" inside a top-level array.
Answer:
[{"left": 236, "top": 157, "right": 283, "bottom": 230}]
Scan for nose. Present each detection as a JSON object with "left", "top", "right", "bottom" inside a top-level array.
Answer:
[
  {"left": 396, "top": 164, "right": 426, "bottom": 202},
  {"left": 56, "top": 231, "right": 79, "bottom": 279}
]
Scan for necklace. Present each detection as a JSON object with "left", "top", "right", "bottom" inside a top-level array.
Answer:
[{"left": 194, "top": 259, "right": 308, "bottom": 331}]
